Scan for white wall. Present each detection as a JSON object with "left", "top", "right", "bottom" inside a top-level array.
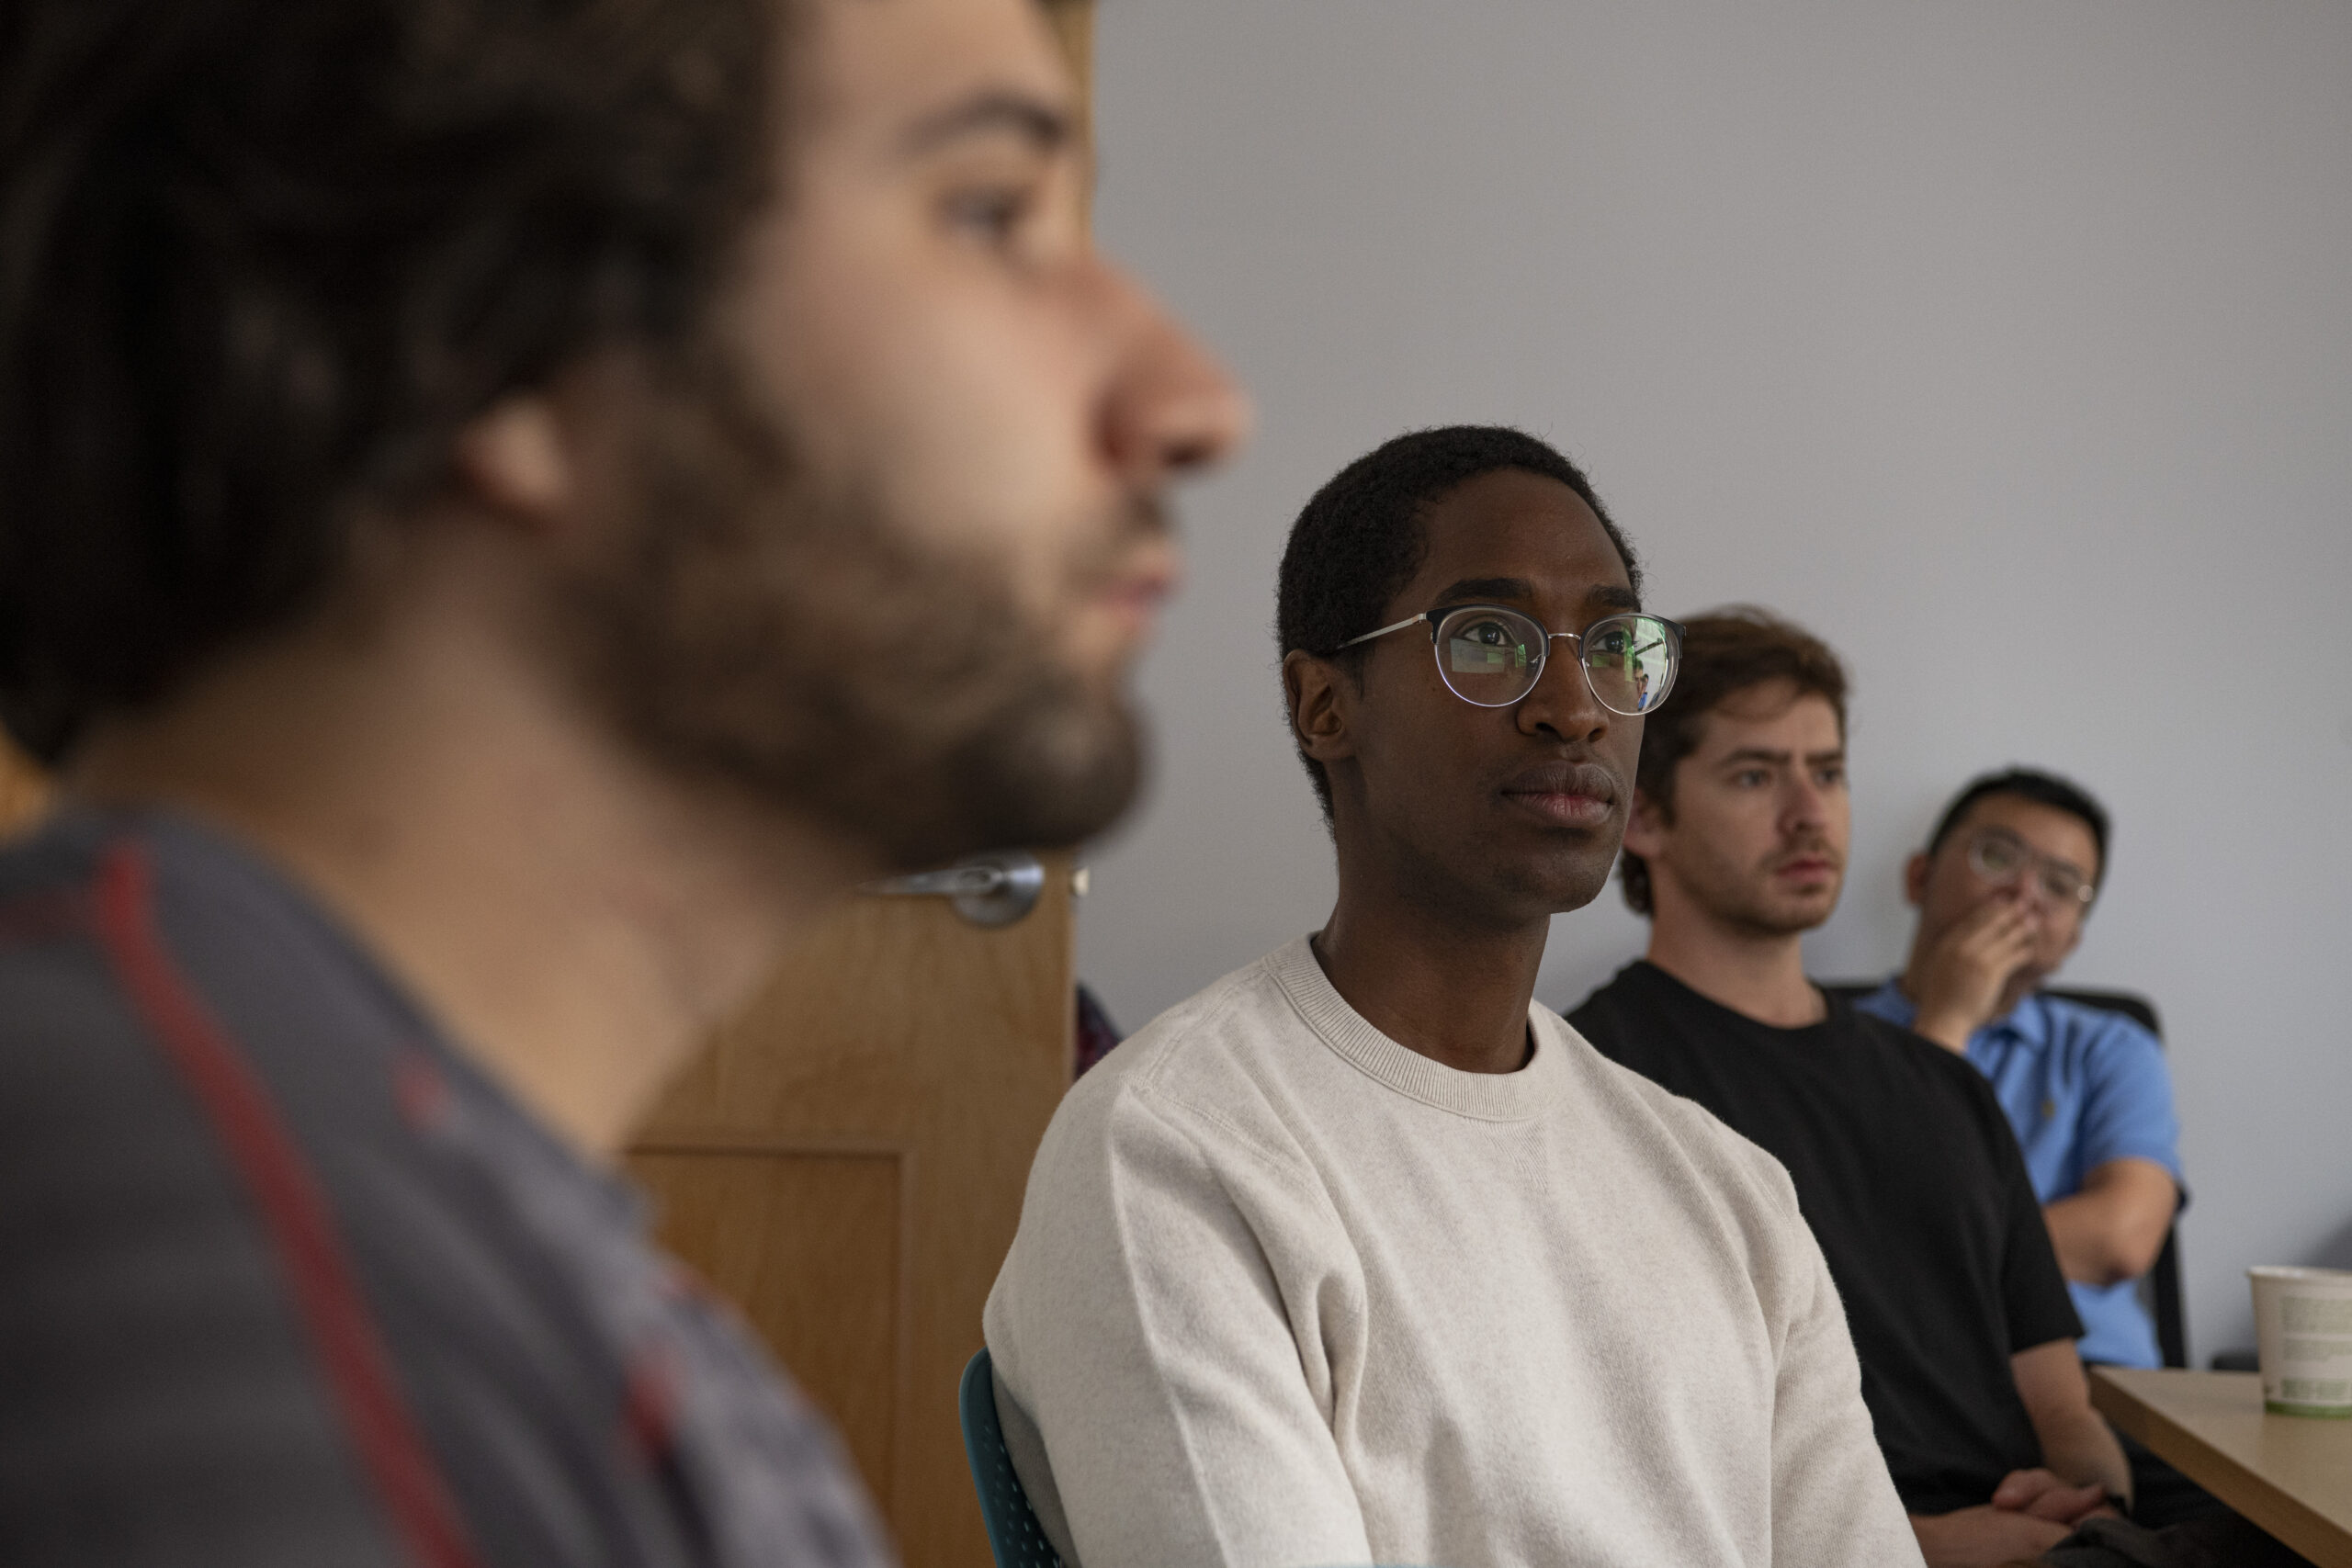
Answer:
[{"left": 1074, "top": 1, "right": 2352, "bottom": 1366}]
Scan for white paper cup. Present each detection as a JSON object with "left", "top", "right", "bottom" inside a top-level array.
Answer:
[{"left": 2250, "top": 1265, "right": 2352, "bottom": 1416}]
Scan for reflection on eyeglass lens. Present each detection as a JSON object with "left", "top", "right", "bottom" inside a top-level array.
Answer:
[{"left": 1449, "top": 617, "right": 1531, "bottom": 675}]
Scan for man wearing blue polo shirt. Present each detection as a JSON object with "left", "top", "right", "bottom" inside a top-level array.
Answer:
[{"left": 1857, "top": 770, "right": 2182, "bottom": 1375}]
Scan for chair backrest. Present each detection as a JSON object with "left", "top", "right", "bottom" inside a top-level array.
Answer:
[
  {"left": 959, "top": 1348, "right": 1069, "bottom": 1568},
  {"left": 1817, "top": 980, "right": 2187, "bottom": 1370}
]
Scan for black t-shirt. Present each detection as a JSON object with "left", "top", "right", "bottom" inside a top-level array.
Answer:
[{"left": 1569, "top": 961, "right": 2082, "bottom": 1517}]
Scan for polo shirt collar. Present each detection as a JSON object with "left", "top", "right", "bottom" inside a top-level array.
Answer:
[{"left": 1868, "top": 975, "right": 2049, "bottom": 1058}]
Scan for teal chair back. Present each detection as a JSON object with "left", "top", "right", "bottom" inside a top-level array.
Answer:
[{"left": 959, "top": 1348, "right": 1068, "bottom": 1567}]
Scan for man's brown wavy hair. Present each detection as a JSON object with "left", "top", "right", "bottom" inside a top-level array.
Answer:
[
  {"left": 1621, "top": 606, "right": 1849, "bottom": 916},
  {"left": 0, "top": 0, "right": 782, "bottom": 762}
]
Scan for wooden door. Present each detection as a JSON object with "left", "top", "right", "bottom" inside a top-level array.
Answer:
[
  {"left": 628, "top": 853, "right": 1076, "bottom": 1568},
  {"left": 628, "top": 11, "right": 1098, "bottom": 1568}
]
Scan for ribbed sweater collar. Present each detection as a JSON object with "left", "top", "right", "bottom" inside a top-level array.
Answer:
[{"left": 1267, "top": 936, "right": 1563, "bottom": 1122}]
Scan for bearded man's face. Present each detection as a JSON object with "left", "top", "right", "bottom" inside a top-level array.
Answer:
[{"left": 560, "top": 0, "right": 1244, "bottom": 871}]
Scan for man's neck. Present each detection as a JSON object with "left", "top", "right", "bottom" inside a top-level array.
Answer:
[
  {"left": 1314, "top": 859, "right": 1548, "bottom": 1077},
  {"left": 71, "top": 557, "right": 866, "bottom": 1160},
  {"left": 1642, "top": 896, "right": 1822, "bottom": 1029}
]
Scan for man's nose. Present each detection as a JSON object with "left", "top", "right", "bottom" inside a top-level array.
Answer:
[
  {"left": 1095, "top": 263, "right": 1250, "bottom": 485},
  {"left": 1517, "top": 644, "right": 1609, "bottom": 744},
  {"left": 1783, "top": 775, "right": 1830, "bottom": 831}
]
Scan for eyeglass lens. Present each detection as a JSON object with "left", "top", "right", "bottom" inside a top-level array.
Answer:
[
  {"left": 1437, "top": 607, "right": 1676, "bottom": 716},
  {"left": 1966, "top": 830, "right": 2091, "bottom": 905}
]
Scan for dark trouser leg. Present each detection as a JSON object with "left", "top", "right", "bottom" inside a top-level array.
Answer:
[
  {"left": 2036, "top": 1515, "right": 2315, "bottom": 1567},
  {"left": 2118, "top": 1429, "right": 2232, "bottom": 1529}
]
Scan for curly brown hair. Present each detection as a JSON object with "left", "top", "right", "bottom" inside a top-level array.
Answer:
[{"left": 1620, "top": 606, "right": 1848, "bottom": 916}]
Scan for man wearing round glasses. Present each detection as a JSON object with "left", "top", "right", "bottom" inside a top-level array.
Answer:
[
  {"left": 1855, "top": 773, "right": 2185, "bottom": 1378},
  {"left": 985, "top": 427, "right": 1919, "bottom": 1568}
]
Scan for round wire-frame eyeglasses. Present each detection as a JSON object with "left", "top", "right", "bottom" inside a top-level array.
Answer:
[
  {"left": 1964, "top": 828, "right": 2097, "bottom": 907},
  {"left": 1336, "top": 604, "right": 1682, "bottom": 716}
]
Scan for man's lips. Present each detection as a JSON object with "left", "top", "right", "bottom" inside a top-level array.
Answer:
[
  {"left": 1771, "top": 852, "right": 1841, "bottom": 881},
  {"left": 1498, "top": 761, "right": 1620, "bottom": 829},
  {"left": 1092, "top": 551, "right": 1180, "bottom": 638},
  {"left": 1105, "top": 568, "right": 1175, "bottom": 612}
]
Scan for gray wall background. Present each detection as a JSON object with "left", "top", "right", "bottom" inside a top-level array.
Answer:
[{"left": 1074, "top": 1, "right": 2352, "bottom": 1366}]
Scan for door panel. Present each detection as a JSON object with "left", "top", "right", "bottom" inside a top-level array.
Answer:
[{"left": 627, "top": 854, "right": 1077, "bottom": 1568}]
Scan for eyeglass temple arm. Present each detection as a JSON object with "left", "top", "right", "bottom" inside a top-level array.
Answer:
[
  {"left": 1333, "top": 612, "right": 1434, "bottom": 652},
  {"left": 1337, "top": 615, "right": 1666, "bottom": 656}
]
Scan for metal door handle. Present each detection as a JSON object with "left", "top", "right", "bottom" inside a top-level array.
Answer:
[{"left": 859, "top": 850, "right": 1046, "bottom": 928}]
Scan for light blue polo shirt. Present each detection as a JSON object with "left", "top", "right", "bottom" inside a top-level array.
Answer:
[{"left": 1855, "top": 980, "right": 2184, "bottom": 1369}]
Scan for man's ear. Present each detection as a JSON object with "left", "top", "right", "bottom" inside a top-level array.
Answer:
[
  {"left": 451, "top": 393, "right": 577, "bottom": 532},
  {"left": 1621, "top": 787, "right": 1669, "bottom": 860},
  {"left": 1903, "top": 850, "right": 1930, "bottom": 908},
  {"left": 1283, "top": 649, "right": 1357, "bottom": 770}
]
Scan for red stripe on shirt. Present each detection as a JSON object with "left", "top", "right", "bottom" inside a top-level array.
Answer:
[{"left": 94, "top": 839, "right": 482, "bottom": 1568}]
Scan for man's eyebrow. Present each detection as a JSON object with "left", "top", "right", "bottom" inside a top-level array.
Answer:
[
  {"left": 1425, "top": 577, "right": 1644, "bottom": 615},
  {"left": 900, "top": 89, "right": 1073, "bottom": 157},
  {"left": 1430, "top": 577, "right": 1537, "bottom": 605},
  {"left": 1721, "top": 747, "right": 1793, "bottom": 766}
]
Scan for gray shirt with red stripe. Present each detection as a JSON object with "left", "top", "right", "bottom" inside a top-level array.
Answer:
[{"left": 0, "top": 807, "right": 895, "bottom": 1568}]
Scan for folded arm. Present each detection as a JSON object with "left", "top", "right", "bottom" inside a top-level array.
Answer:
[
  {"left": 2012, "top": 1337, "right": 2131, "bottom": 1504},
  {"left": 1765, "top": 1211, "right": 1933, "bottom": 1564},
  {"left": 2044, "top": 1156, "right": 2177, "bottom": 1287},
  {"left": 1906, "top": 1339, "right": 2129, "bottom": 1568}
]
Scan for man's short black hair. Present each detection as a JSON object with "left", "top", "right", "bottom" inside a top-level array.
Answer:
[
  {"left": 1925, "top": 768, "right": 2111, "bottom": 885},
  {"left": 1274, "top": 425, "right": 1639, "bottom": 815},
  {"left": 0, "top": 0, "right": 781, "bottom": 763}
]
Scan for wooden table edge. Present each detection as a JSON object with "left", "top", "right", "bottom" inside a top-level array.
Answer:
[{"left": 2089, "top": 1368, "right": 2352, "bottom": 1568}]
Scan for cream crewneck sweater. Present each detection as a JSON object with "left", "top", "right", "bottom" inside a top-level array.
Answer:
[{"left": 984, "top": 938, "right": 1923, "bottom": 1568}]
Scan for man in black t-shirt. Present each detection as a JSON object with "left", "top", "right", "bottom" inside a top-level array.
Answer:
[{"left": 1566, "top": 609, "right": 2133, "bottom": 1568}]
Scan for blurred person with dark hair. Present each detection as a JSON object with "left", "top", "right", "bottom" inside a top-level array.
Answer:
[
  {"left": 985, "top": 429, "right": 1921, "bottom": 1568},
  {"left": 1854, "top": 772, "right": 2182, "bottom": 1376},
  {"left": 0, "top": 0, "right": 1243, "bottom": 1562}
]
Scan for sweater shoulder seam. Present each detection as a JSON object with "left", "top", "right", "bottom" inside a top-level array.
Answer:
[{"left": 1123, "top": 1071, "right": 1336, "bottom": 1213}]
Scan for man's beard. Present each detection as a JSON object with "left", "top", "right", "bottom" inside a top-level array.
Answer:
[
  {"left": 1674, "top": 839, "right": 1843, "bottom": 938},
  {"left": 551, "top": 351, "right": 1147, "bottom": 873}
]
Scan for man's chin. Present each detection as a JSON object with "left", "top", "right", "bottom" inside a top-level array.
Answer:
[
  {"left": 1724, "top": 889, "right": 1838, "bottom": 938},
  {"left": 1768, "top": 899, "right": 1838, "bottom": 936},
  {"left": 852, "top": 692, "right": 1146, "bottom": 873},
  {"left": 1497, "top": 851, "right": 1622, "bottom": 919}
]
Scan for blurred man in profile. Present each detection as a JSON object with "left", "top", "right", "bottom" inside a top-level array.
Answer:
[{"left": 0, "top": 0, "right": 1242, "bottom": 1562}]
